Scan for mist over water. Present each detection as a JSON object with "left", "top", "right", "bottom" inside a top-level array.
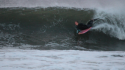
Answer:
[
  {"left": 0, "top": 0, "right": 125, "bottom": 50},
  {"left": 0, "top": 0, "right": 125, "bottom": 8}
]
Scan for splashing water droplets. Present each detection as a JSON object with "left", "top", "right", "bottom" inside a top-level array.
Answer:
[{"left": 93, "top": 9, "right": 125, "bottom": 40}]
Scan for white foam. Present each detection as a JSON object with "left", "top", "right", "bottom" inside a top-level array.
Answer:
[
  {"left": 93, "top": 7, "right": 125, "bottom": 40},
  {"left": 0, "top": 49, "right": 125, "bottom": 70}
]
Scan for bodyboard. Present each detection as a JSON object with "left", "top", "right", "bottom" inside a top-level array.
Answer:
[{"left": 78, "top": 27, "right": 92, "bottom": 34}]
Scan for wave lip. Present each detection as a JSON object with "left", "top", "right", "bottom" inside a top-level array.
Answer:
[{"left": 0, "top": 0, "right": 125, "bottom": 8}]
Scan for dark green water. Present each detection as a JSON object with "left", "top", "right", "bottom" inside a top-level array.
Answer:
[{"left": 0, "top": 7, "right": 125, "bottom": 51}]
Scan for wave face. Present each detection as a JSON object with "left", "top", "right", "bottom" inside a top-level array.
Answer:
[{"left": 0, "top": 0, "right": 125, "bottom": 51}]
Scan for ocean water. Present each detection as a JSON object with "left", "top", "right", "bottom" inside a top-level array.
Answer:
[
  {"left": 0, "top": 0, "right": 125, "bottom": 70},
  {"left": 0, "top": 49, "right": 125, "bottom": 70}
]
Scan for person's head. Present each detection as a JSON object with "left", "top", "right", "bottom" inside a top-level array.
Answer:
[{"left": 75, "top": 21, "right": 79, "bottom": 26}]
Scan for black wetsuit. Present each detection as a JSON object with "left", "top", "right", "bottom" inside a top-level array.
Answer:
[
  {"left": 76, "top": 23, "right": 88, "bottom": 30},
  {"left": 76, "top": 19, "right": 97, "bottom": 30}
]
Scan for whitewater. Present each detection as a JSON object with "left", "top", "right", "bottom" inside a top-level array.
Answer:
[{"left": 0, "top": 48, "right": 125, "bottom": 70}]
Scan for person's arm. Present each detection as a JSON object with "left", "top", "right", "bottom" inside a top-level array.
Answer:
[
  {"left": 88, "top": 18, "right": 99, "bottom": 24},
  {"left": 93, "top": 18, "right": 99, "bottom": 21}
]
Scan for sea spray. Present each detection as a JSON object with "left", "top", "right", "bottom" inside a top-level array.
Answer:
[{"left": 93, "top": 8, "right": 125, "bottom": 40}]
